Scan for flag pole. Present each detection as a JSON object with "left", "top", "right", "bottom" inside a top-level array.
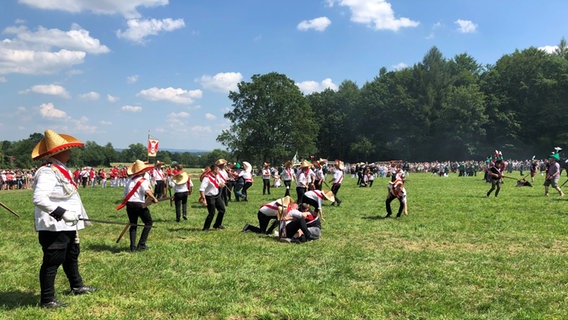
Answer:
[{"left": 147, "top": 130, "right": 150, "bottom": 163}]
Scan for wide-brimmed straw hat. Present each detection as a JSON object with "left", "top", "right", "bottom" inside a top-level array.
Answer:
[
  {"left": 336, "top": 160, "right": 345, "bottom": 170},
  {"left": 31, "top": 129, "right": 84, "bottom": 160},
  {"left": 322, "top": 190, "right": 335, "bottom": 202},
  {"left": 276, "top": 196, "right": 295, "bottom": 217},
  {"left": 215, "top": 158, "right": 227, "bottom": 166},
  {"left": 127, "top": 160, "right": 154, "bottom": 176},
  {"left": 299, "top": 160, "right": 313, "bottom": 169},
  {"left": 242, "top": 161, "right": 252, "bottom": 173},
  {"left": 263, "top": 162, "right": 270, "bottom": 167},
  {"left": 173, "top": 171, "right": 189, "bottom": 185}
]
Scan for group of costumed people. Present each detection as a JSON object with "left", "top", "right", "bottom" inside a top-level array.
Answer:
[
  {"left": 27, "top": 128, "right": 409, "bottom": 308},
  {"left": 484, "top": 148, "right": 565, "bottom": 197}
]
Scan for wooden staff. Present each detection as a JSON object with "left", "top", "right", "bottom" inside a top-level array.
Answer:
[
  {"left": 0, "top": 200, "right": 20, "bottom": 217},
  {"left": 116, "top": 223, "right": 130, "bottom": 243}
]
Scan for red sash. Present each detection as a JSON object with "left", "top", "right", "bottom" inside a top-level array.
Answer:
[
  {"left": 207, "top": 173, "right": 219, "bottom": 188},
  {"left": 314, "top": 190, "right": 324, "bottom": 199},
  {"left": 116, "top": 177, "right": 145, "bottom": 210},
  {"left": 49, "top": 163, "right": 78, "bottom": 189},
  {"left": 262, "top": 203, "right": 279, "bottom": 210}
]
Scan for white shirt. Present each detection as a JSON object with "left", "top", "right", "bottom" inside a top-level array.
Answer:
[
  {"left": 199, "top": 173, "right": 220, "bottom": 196},
  {"left": 33, "top": 158, "right": 89, "bottom": 232},
  {"left": 123, "top": 175, "right": 152, "bottom": 203}
]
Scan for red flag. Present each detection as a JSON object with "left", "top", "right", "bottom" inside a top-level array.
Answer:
[{"left": 148, "top": 138, "right": 159, "bottom": 157}]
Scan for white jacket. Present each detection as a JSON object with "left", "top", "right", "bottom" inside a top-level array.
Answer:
[{"left": 33, "top": 159, "right": 89, "bottom": 232}]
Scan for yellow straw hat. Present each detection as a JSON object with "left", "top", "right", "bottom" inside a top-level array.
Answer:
[
  {"left": 127, "top": 160, "right": 154, "bottom": 176},
  {"left": 299, "top": 160, "right": 313, "bottom": 169},
  {"left": 31, "top": 129, "right": 84, "bottom": 160},
  {"left": 322, "top": 190, "right": 335, "bottom": 202},
  {"left": 215, "top": 158, "right": 227, "bottom": 166},
  {"left": 173, "top": 171, "right": 189, "bottom": 185}
]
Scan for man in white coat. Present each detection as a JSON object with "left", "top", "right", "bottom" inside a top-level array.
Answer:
[{"left": 32, "top": 130, "right": 97, "bottom": 308}]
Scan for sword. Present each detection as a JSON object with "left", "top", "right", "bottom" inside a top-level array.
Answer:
[
  {"left": 0, "top": 201, "right": 20, "bottom": 217},
  {"left": 79, "top": 218, "right": 156, "bottom": 228},
  {"left": 560, "top": 179, "right": 568, "bottom": 188}
]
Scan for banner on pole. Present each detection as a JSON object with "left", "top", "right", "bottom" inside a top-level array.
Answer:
[{"left": 148, "top": 138, "right": 159, "bottom": 157}]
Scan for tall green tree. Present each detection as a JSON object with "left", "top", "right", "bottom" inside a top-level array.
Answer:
[
  {"left": 307, "top": 80, "right": 359, "bottom": 161},
  {"left": 218, "top": 72, "right": 319, "bottom": 165}
]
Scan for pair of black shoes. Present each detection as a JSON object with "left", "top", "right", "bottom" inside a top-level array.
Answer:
[{"left": 40, "top": 286, "right": 98, "bottom": 308}]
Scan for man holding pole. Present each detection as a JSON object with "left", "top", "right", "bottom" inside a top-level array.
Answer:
[{"left": 31, "top": 129, "right": 97, "bottom": 308}]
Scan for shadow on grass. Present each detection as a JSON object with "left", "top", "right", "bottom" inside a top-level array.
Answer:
[
  {"left": 361, "top": 215, "right": 389, "bottom": 220},
  {"left": 167, "top": 227, "right": 204, "bottom": 233},
  {"left": 85, "top": 243, "right": 132, "bottom": 254},
  {"left": 0, "top": 290, "right": 38, "bottom": 309}
]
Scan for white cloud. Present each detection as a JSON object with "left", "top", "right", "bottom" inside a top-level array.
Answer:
[
  {"left": 297, "top": 17, "right": 332, "bottom": 32},
  {"left": 100, "top": 120, "right": 112, "bottom": 125},
  {"left": 79, "top": 91, "right": 100, "bottom": 100},
  {"left": 137, "top": 87, "right": 202, "bottom": 104},
  {"left": 455, "top": 19, "right": 477, "bottom": 33},
  {"left": 331, "top": 0, "right": 419, "bottom": 31},
  {"left": 296, "top": 78, "right": 338, "bottom": 95},
  {"left": 121, "top": 105, "right": 142, "bottom": 112},
  {"left": 393, "top": 62, "right": 408, "bottom": 70},
  {"left": 166, "top": 111, "right": 190, "bottom": 127},
  {"left": 191, "top": 125, "right": 212, "bottom": 133},
  {"left": 539, "top": 45, "right": 557, "bottom": 54},
  {"left": 39, "top": 102, "right": 68, "bottom": 119},
  {"left": 127, "top": 74, "right": 139, "bottom": 84},
  {"left": 4, "top": 24, "right": 110, "bottom": 54},
  {"left": 117, "top": 18, "right": 185, "bottom": 43},
  {"left": 19, "top": 0, "right": 169, "bottom": 19},
  {"left": 0, "top": 48, "right": 86, "bottom": 75},
  {"left": 205, "top": 113, "right": 217, "bottom": 120},
  {"left": 107, "top": 94, "right": 119, "bottom": 102},
  {"left": 198, "top": 72, "right": 243, "bottom": 93},
  {"left": 20, "top": 84, "right": 70, "bottom": 98},
  {"left": 0, "top": 23, "right": 108, "bottom": 75}
]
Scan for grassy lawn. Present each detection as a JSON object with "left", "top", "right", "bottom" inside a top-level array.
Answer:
[{"left": 1, "top": 171, "right": 567, "bottom": 319}]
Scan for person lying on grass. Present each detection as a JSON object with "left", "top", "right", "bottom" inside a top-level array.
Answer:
[{"left": 280, "top": 203, "right": 321, "bottom": 243}]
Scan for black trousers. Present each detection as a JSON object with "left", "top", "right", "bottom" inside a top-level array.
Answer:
[
  {"left": 246, "top": 211, "right": 277, "bottom": 234},
  {"left": 242, "top": 182, "right": 253, "bottom": 200},
  {"left": 296, "top": 186, "right": 307, "bottom": 204},
  {"left": 204, "top": 194, "right": 226, "bottom": 230},
  {"left": 284, "top": 217, "right": 311, "bottom": 239},
  {"left": 126, "top": 203, "right": 153, "bottom": 250},
  {"left": 331, "top": 183, "right": 342, "bottom": 204},
  {"left": 174, "top": 191, "right": 188, "bottom": 221},
  {"left": 38, "top": 231, "right": 83, "bottom": 303},
  {"left": 262, "top": 178, "right": 271, "bottom": 195},
  {"left": 283, "top": 180, "right": 292, "bottom": 197},
  {"left": 154, "top": 180, "right": 165, "bottom": 198},
  {"left": 385, "top": 194, "right": 404, "bottom": 217}
]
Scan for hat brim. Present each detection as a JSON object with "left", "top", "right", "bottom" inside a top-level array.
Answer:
[
  {"left": 32, "top": 133, "right": 84, "bottom": 160},
  {"left": 127, "top": 162, "right": 154, "bottom": 176},
  {"left": 322, "top": 190, "right": 335, "bottom": 203},
  {"left": 173, "top": 172, "right": 189, "bottom": 185}
]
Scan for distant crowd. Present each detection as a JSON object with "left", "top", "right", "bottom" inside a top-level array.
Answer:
[{"left": 1, "top": 158, "right": 563, "bottom": 192}]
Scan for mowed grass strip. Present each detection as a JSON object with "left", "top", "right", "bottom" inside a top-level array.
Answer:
[{"left": 1, "top": 172, "right": 567, "bottom": 319}]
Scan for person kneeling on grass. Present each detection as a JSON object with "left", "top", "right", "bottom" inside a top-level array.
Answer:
[
  {"left": 280, "top": 203, "right": 321, "bottom": 243},
  {"left": 242, "top": 196, "right": 294, "bottom": 235}
]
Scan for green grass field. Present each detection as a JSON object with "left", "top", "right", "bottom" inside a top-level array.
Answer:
[{"left": 1, "top": 172, "right": 567, "bottom": 319}]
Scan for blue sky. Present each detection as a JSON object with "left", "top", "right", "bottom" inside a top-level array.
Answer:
[{"left": 1, "top": 0, "right": 567, "bottom": 152}]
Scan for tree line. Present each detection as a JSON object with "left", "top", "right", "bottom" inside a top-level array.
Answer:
[{"left": 2, "top": 41, "right": 568, "bottom": 169}]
